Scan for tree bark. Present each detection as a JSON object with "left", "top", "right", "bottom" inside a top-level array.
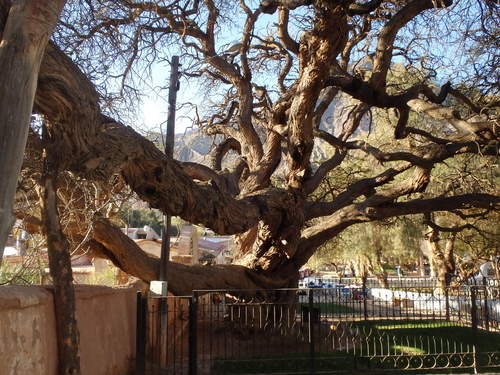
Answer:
[
  {"left": 368, "top": 253, "right": 389, "bottom": 289},
  {"left": 0, "top": 0, "right": 66, "bottom": 261},
  {"left": 41, "top": 119, "right": 80, "bottom": 374},
  {"left": 371, "top": 224, "right": 389, "bottom": 288},
  {"left": 42, "top": 163, "right": 81, "bottom": 375},
  {"left": 425, "top": 219, "right": 455, "bottom": 292},
  {"left": 90, "top": 217, "right": 288, "bottom": 295},
  {"left": 2, "top": 0, "right": 497, "bottom": 294},
  {"left": 443, "top": 232, "right": 456, "bottom": 281},
  {"left": 418, "top": 250, "right": 426, "bottom": 277}
]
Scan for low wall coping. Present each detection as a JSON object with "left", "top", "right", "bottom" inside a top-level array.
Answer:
[
  {"left": 0, "top": 285, "right": 53, "bottom": 311},
  {"left": 0, "top": 284, "right": 137, "bottom": 311},
  {"left": 43, "top": 284, "right": 136, "bottom": 300}
]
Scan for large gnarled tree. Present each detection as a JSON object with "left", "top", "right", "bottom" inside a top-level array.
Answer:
[{"left": 2, "top": 0, "right": 499, "bottom": 295}]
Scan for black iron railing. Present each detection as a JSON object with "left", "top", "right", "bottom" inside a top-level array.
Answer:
[{"left": 136, "top": 278, "right": 500, "bottom": 374}]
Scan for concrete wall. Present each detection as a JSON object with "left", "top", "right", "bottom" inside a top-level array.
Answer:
[
  {"left": 0, "top": 285, "right": 136, "bottom": 375},
  {"left": 0, "top": 287, "right": 57, "bottom": 375}
]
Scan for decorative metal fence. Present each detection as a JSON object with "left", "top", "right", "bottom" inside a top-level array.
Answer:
[
  {"left": 136, "top": 280, "right": 500, "bottom": 374},
  {"left": 305, "top": 277, "right": 441, "bottom": 289}
]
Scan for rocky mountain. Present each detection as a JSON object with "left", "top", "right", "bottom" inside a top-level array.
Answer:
[
  {"left": 171, "top": 95, "right": 370, "bottom": 168},
  {"left": 174, "top": 131, "right": 213, "bottom": 164}
]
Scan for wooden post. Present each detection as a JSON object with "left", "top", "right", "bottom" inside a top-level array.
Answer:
[{"left": 159, "top": 55, "right": 180, "bottom": 282}]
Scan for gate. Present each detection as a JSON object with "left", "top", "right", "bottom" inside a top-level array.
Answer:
[
  {"left": 136, "top": 287, "right": 500, "bottom": 374},
  {"left": 136, "top": 292, "right": 193, "bottom": 374}
]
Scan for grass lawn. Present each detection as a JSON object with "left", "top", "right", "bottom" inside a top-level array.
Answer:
[
  {"left": 353, "top": 320, "right": 500, "bottom": 352},
  {"left": 212, "top": 320, "right": 500, "bottom": 374}
]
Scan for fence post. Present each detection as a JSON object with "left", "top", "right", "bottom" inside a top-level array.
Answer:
[
  {"left": 483, "top": 277, "right": 490, "bottom": 331},
  {"left": 308, "top": 289, "right": 316, "bottom": 375},
  {"left": 189, "top": 292, "right": 198, "bottom": 375},
  {"left": 470, "top": 286, "right": 478, "bottom": 331},
  {"left": 135, "top": 291, "right": 146, "bottom": 375},
  {"left": 473, "top": 344, "right": 479, "bottom": 374},
  {"left": 445, "top": 277, "right": 450, "bottom": 322},
  {"left": 362, "top": 276, "right": 368, "bottom": 321}
]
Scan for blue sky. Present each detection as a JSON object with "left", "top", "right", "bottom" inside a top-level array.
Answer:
[
  {"left": 133, "top": 0, "right": 490, "bottom": 136},
  {"left": 139, "top": 68, "right": 199, "bottom": 135}
]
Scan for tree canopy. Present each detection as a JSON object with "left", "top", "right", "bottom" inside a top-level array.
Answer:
[{"left": 0, "top": 0, "right": 498, "bottom": 294}]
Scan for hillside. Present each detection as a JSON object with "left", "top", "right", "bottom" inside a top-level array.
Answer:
[{"left": 171, "top": 94, "right": 370, "bottom": 169}]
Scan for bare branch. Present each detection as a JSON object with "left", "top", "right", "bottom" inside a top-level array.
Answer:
[
  {"left": 181, "top": 161, "right": 227, "bottom": 186},
  {"left": 210, "top": 137, "right": 242, "bottom": 171},
  {"left": 298, "top": 193, "right": 499, "bottom": 267},
  {"left": 304, "top": 150, "right": 346, "bottom": 195},
  {"left": 325, "top": 67, "right": 451, "bottom": 109},
  {"left": 305, "top": 163, "right": 411, "bottom": 220},
  {"left": 371, "top": 194, "right": 500, "bottom": 220},
  {"left": 315, "top": 130, "right": 433, "bottom": 167},
  {"left": 407, "top": 98, "right": 496, "bottom": 139},
  {"left": 259, "top": 0, "right": 312, "bottom": 14},
  {"left": 369, "top": 0, "right": 452, "bottom": 89},
  {"left": 277, "top": 8, "right": 299, "bottom": 54},
  {"left": 347, "top": 0, "right": 383, "bottom": 16},
  {"left": 33, "top": 43, "right": 279, "bottom": 235},
  {"left": 422, "top": 216, "right": 480, "bottom": 234}
]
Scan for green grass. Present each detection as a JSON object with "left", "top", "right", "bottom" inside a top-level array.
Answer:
[
  {"left": 353, "top": 320, "right": 500, "bottom": 353},
  {"left": 383, "top": 265, "right": 396, "bottom": 273},
  {"left": 372, "top": 321, "right": 457, "bottom": 330},
  {"left": 392, "top": 345, "right": 425, "bottom": 355},
  {"left": 211, "top": 320, "right": 500, "bottom": 374}
]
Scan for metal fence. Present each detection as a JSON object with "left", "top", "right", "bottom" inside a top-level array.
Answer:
[
  {"left": 302, "top": 276, "right": 500, "bottom": 289},
  {"left": 303, "top": 277, "right": 441, "bottom": 289},
  {"left": 136, "top": 280, "right": 500, "bottom": 374}
]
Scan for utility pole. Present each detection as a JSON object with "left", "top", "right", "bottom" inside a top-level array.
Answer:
[
  {"left": 159, "top": 55, "right": 180, "bottom": 286},
  {"left": 147, "top": 56, "right": 180, "bottom": 364}
]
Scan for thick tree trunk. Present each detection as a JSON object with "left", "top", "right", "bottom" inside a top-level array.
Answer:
[
  {"left": 371, "top": 266, "right": 389, "bottom": 288},
  {"left": 366, "top": 254, "right": 389, "bottom": 288},
  {"left": 371, "top": 225, "right": 389, "bottom": 288},
  {"left": 426, "top": 224, "right": 455, "bottom": 292},
  {"left": 3, "top": 0, "right": 496, "bottom": 294},
  {"left": 90, "top": 217, "right": 289, "bottom": 295},
  {"left": 418, "top": 251, "right": 426, "bottom": 276},
  {"left": 42, "top": 164, "right": 81, "bottom": 375},
  {"left": 0, "top": 0, "right": 66, "bottom": 260},
  {"left": 443, "top": 233, "right": 456, "bottom": 280}
]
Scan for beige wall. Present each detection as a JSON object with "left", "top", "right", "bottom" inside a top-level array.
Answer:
[
  {"left": 0, "top": 285, "right": 136, "bottom": 375},
  {"left": 0, "top": 287, "right": 57, "bottom": 375}
]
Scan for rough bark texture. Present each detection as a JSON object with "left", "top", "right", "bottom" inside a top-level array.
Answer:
[
  {"left": 91, "top": 217, "right": 287, "bottom": 295},
  {"left": 425, "top": 217, "right": 456, "bottom": 291},
  {"left": 3, "top": 0, "right": 499, "bottom": 292},
  {"left": 0, "top": 0, "right": 66, "bottom": 260},
  {"left": 367, "top": 229, "right": 389, "bottom": 288},
  {"left": 42, "top": 167, "right": 81, "bottom": 375}
]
